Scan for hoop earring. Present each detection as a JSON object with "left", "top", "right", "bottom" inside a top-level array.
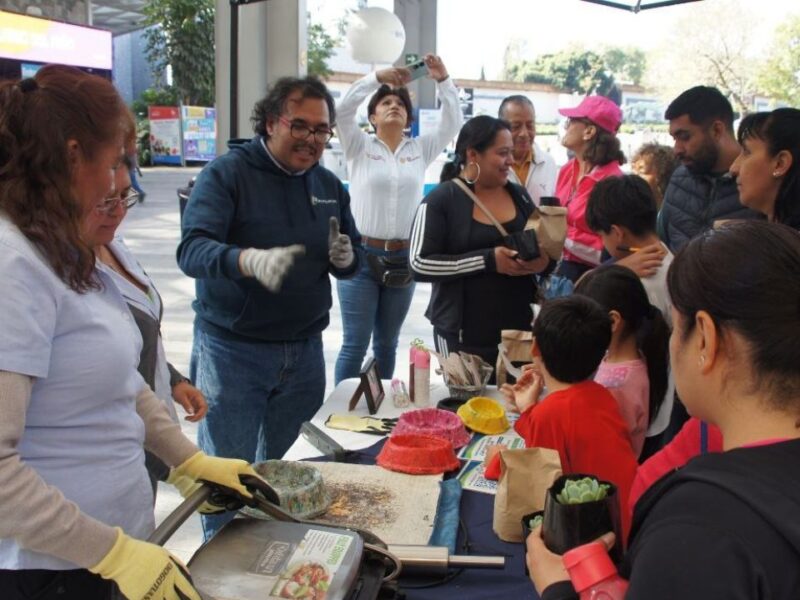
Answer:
[{"left": 463, "top": 161, "right": 481, "bottom": 185}]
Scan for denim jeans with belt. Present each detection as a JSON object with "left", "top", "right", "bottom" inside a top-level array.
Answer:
[
  {"left": 334, "top": 246, "right": 415, "bottom": 384},
  {"left": 190, "top": 326, "right": 325, "bottom": 539}
]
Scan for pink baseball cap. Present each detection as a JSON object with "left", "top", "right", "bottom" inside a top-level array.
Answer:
[{"left": 559, "top": 96, "right": 622, "bottom": 133}]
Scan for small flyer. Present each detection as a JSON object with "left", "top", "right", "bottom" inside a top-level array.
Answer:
[
  {"left": 457, "top": 459, "right": 497, "bottom": 495},
  {"left": 457, "top": 431, "right": 526, "bottom": 461}
]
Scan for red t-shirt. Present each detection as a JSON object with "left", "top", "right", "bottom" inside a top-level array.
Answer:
[{"left": 485, "top": 380, "right": 638, "bottom": 540}]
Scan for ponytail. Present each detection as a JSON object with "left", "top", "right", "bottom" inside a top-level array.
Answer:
[{"left": 637, "top": 306, "right": 670, "bottom": 425}]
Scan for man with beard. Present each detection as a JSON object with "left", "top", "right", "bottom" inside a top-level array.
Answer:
[
  {"left": 498, "top": 95, "right": 558, "bottom": 206},
  {"left": 658, "top": 86, "right": 760, "bottom": 251},
  {"left": 177, "top": 77, "right": 361, "bottom": 538}
]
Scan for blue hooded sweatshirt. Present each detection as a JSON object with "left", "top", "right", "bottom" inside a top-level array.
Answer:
[{"left": 177, "top": 136, "right": 361, "bottom": 342}]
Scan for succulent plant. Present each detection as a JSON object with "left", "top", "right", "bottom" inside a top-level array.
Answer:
[
  {"left": 528, "top": 514, "right": 544, "bottom": 529},
  {"left": 555, "top": 477, "right": 610, "bottom": 505}
]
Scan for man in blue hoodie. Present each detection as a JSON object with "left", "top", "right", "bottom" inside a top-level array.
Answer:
[{"left": 177, "top": 77, "right": 361, "bottom": 538}]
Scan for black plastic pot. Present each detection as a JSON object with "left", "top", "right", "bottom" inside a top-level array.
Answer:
[
  {"left": 521, "top": 510, "right": 544, "bottom": 541},
  {"left": 541, "top": 473, "right": 623, "bottom": 564}
]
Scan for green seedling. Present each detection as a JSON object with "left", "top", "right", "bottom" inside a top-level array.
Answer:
[{"left": 555, "top": 477, "right": 610, "bottom": 505}]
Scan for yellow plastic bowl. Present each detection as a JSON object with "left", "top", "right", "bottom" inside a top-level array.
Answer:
[{"left": 456, "top": 396, "right": 510, "bottom": 435}]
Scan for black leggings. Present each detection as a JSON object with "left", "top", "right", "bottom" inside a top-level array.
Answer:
[{"left": 0, "top": 569, "right": 115, "bottom": 600}]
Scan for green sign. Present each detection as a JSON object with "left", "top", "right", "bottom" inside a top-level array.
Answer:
[{"left": 405, "top": 53, "right": 420, "bottom": 65}]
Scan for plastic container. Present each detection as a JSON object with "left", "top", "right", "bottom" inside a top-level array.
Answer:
[
  {"left": 242, "top": 460, "right": 330, "bottom": 520},
  {"left": 376, "top": 434, "right": 460, "bottom": 475},
  {"left": 456, "top": 396, "right": 510, "bottom": 435},
  {"left": 542, "top": 474, "right": 623, "bottom": 564},
  {"left": 393, "top": 408, "right": 472, "bottom": 449},
  {"left": 413, "top": 349, "right": 431, "bottom": 407},
  {"left": 445, "top": 365, "right": 494, "bottom": 400},
  {"left": 563, "top": 541, "right": 629, "bottom": 599}
]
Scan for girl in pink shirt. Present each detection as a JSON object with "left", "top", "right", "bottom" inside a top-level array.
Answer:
[{"left": 575, "top": 265, "right": 670, "bottom": 458}]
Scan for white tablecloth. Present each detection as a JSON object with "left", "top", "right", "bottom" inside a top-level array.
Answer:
[{"left": 282, "top": 378, "right": 503, "bottom": 460}]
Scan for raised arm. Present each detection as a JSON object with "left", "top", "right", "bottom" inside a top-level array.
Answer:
[
  {"left": 419, "top": 55, "right": 464, "bottom": 166},
  {"left": 335, "top": 72, "right": 380, "bottom": 159}
]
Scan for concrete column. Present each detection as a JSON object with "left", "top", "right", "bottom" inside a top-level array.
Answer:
[
  {"left": 393, "top": 0, "right": 438, "bottom": 110},
  {"left": 215, "top": 0, "right": 307, "bottom": 150}
]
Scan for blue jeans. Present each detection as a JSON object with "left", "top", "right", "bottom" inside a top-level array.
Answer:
[
  {"left": 190, "top": 327, "right": 325, "bottom": 539},
  {"left": 334, "top": 247, "right": 415, "bottom": 384}
]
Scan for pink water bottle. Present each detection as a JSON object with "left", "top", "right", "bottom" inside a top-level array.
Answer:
[
  {"left": 413, "top": 348, "right": 431, "bottom": 407},
  {"left": 563, "top": 542, "right": 628, "bottom": 600}
]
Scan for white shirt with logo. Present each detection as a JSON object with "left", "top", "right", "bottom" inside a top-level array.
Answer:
[{"left": 336, "top": 71, "right": 463, "bottom": 239}]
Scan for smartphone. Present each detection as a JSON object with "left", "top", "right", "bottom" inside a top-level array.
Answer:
[{"left": 407, "top": 59, "right": 429, "bottom": 81}]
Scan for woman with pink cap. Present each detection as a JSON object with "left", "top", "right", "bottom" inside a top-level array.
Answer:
[{"left": 552, "top": 96, "right": 625, "bottom": 289}]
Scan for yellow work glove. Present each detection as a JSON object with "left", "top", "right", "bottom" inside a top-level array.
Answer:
[
  {"left": 172, "top": 451, "right": 258, "bottom": 499},
  {"left": 89, "top": 528, "right": 200, "bottom": 600},
  {"left": 166, "top": 470, "right": 225, "bottom": 515}
]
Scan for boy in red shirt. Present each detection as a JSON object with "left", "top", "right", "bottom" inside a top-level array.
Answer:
[{"left": 485, "top": 296, "right": 638, "bottom": 540}]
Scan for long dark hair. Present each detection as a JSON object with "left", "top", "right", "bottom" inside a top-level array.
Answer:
[
  {"left": 575, "top": 265, "right": 670, "bottom": 425},
  {"left": 0, "top": 65, "right": 130, "bottom": 292},
  {"left": 668, "top": 221, "right": 800, "bottom": 409},
  {"left": 737, "top": 108, "right": 800, "bottom": 229},
  {"left": 440, "top": 116, "right": 511, "bottom": 182}
]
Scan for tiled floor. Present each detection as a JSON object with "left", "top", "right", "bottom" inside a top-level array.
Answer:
[{"left": 121, "top": 167, "right": 433, "bottom": 562}]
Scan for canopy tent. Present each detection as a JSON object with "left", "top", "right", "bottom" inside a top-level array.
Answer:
[{"left": 580, "top": 0, "right": 703, "bottom": 13}]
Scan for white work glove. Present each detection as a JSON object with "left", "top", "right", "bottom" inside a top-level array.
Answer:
[
  {"left": 328, "top": 217, "right": 355, "bottom": 269},
  {"left": 239, "top": 245, "right": 304, "bottom": 292}
]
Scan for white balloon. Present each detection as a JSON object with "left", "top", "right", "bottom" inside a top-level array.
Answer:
[{"left": 346, "top": 7, "right": 406, "bottom": 65}]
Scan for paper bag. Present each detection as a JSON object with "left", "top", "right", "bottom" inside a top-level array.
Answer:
[
  {"left": 525, "top": 204, "right": 567, "bottom": 261},
  {"left": 495, "top": 329, "right": 533, "bottom": 386},
  {"left": 492, "top": 447, "right": 562, "bottom": 542}
]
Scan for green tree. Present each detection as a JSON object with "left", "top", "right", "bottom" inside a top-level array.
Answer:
[
  {"left": 307, "top": 22, "right": 338, "bottom": 79},
  {"left": 603, "top": 47, "right": 646, "bottom": 86},
  {"left": 512, "top": 48, "right": 616, "bottom": 96},
  {"left": 758, "top": 15, "right": 800, "bottom": 106},
  {"left": 142, "top": 0, "right": 215, "bottom": 106}
]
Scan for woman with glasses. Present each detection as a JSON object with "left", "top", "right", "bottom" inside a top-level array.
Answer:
[
  {"left": 333, "top": 54, "right": 462, "bottom": 384},
  {"left": 0, "top": 65, "right": 259, "bottom": 600},
  {"left": 90, "top": 156, "right": 208, "bottom": 500},
  {"left": 552, "top": 96, "right": 626, "bottom": 291}
]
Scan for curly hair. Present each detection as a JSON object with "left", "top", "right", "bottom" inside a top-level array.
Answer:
[
  {"left": 251, "top": 76, "right": 336, "bottom": 137},
  {"left": 632, "top": 143, "right": 679, "bottom": 204},
  {"left": 0, "top": 65, "right": 130, "bottom": 293}
]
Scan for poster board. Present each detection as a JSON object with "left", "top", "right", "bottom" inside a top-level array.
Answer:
[
  {"left": 181, "top": 106, "right": 217, "bottom": 162},
  {"left": 148, "top": 106, "right": 182, "bottom": 165}
]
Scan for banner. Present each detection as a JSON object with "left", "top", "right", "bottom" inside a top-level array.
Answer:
[
  {"left": 181, "top": 106, "right": 217, "bottom": 162},
  {"left": 148, "top": 106, "right": 182, "bottom": 166},
  {"left": 0, "top": 10, "right": 111, "bottom": 70}
]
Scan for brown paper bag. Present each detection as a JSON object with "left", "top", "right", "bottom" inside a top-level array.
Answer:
[
  {"left": 525, "top": 204, "right": 567, "bottom": 261},
  {"left": 495, "top": 329, "right": 533, "bottom": 387},
  {"left": 492, "top": 447, "right": 562, "bottom": 542}
]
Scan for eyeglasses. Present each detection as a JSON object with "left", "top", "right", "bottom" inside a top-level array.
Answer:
[
  {"left": 278, "top": 116, "right": 334, "bottom": 144},
  {"left": 96, "top": 189, "right": 139, "bottom": 213}
]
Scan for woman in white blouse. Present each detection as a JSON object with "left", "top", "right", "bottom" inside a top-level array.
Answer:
[{"left": 334, "top": 54, "right": 463, "bottom": 383}]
